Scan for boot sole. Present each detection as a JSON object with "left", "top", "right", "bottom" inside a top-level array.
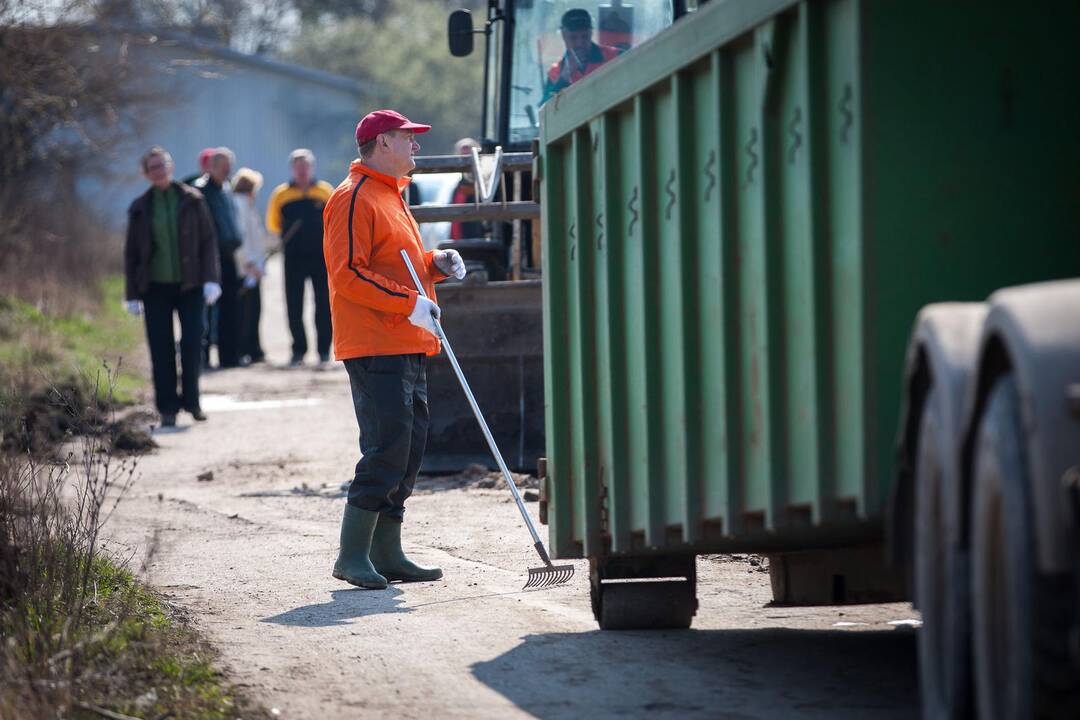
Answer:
[
  {"left": 379, "top": 569, "right": 444, "bottom": 583},
  {"left": 332, "top": 569, "right": 388, "bottom": 590}
]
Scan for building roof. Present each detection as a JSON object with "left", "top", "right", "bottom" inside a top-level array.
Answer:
[{"left": 113, "top": 24, "right": 377, "bottom": 97}]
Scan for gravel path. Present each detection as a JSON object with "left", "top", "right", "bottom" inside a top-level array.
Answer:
[{"left": 106, "top": 256, "right": 919, "bottom": 719}]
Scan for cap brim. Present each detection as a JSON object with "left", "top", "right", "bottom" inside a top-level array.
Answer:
[{"left": 399, "top": 122, "right": 431, "bottom": 134}]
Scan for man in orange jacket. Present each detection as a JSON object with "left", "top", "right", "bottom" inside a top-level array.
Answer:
[{"left": 323, "top": 109, "right": 466, "bottom": 589}]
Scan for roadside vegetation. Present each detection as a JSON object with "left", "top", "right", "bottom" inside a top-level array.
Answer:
[
  {"left": 0, "top": 278, "right": 143, "bottom": 404},
  {"left": 0, "top": 385, "right": 262, "bottom": 718},
  {"left": 0, "top": 279, "right": 262, "bottom": 717},
  {"left": 1, "top": 6, "right": 264, "bottom": 716},
  {"left": 0, "top": 254, "right": 263, "bottom": 720}
]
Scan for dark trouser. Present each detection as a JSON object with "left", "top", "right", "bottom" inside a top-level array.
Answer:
[
  {"left": 344, "top": 354, "right": 429, "bottom": 522},
  {"left": 216, "top": 253, "right": 242, "bottom": 367},
  {"left": 202, "top": 303, "right": 216, "bottom": 368},
  {"left": 239, "top": 279, "right": 264, "bottom": 361},
  {"left": 284, "top": 252, "right": 332, "bottom": 359},
  {"left": 143, "top": 282, "right": 204, "bottom": 415}
]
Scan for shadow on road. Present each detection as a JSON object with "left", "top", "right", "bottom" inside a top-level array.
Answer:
[
  {"left": 471, "top": 626, "right": 917, "bottom": 719},
  {"left": 261, "top": 587, "right": 411, "bottom": 627}
]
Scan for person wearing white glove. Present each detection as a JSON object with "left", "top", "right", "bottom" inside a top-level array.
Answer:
[
  {"left": 123, "top": 145, "right": 221, "bottom": 427},
  {"left": 322, "top": 108, "right": 455, "bottom": 590},
  {"left": 203, "top": 281, "right": 222, "bottom": 305},
  {"left": 408, "top": 295, "right": 442, "bottom": 337},
  {"left": 433, "top": 248, "right": 467, "bottom": 280},
  {"left": 193, "top": 148, "right": 243, "bottom": 368}
]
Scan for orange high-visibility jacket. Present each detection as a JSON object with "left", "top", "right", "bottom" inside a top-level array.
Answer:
[{"left": 323, "top": 161, "right": 448, "bottom": 360}]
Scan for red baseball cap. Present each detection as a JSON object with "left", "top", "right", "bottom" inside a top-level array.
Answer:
[{"left": 355, "top": 109, "right": 432, "bottom": 146}]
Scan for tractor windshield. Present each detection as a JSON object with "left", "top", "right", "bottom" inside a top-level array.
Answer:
[{"left": 508, "top": 1, "right": 676, "bottom": 144}]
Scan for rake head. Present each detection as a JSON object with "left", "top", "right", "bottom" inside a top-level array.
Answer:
[
  {"left": 523, "top": 541, "right": 575, "bottom": 589},
  {"left": 524, "top": 563, "right": 576, "bottom": 590}
]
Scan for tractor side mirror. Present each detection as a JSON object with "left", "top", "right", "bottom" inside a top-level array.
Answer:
[{"left": 448, "top": 10, "right": 474, "bottom": 57}]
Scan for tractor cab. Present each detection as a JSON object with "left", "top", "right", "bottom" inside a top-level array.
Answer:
[
  {"left": 411, "top": 1, "right": 693, "bottom": 473},
  {"left": 450, "top": 0, "right": 691, "bottom": 150}
]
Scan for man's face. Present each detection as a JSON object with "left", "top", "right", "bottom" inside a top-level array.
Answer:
[
  {"left": 144, "top": 154, "right": 173, "bottom": 189},
  {"left": 561, "top": 27, "right": 592, "bottom": 59},
  {"left": 209, "top": 155, "right": 231, "bottom": 183},
  {"left": 380, "top": 130, "right": 420, "bottom": 176},
  {"left": 291, "top": 158, "right": 313, "bottom": 186}
]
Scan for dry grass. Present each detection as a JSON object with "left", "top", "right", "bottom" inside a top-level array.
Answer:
[
  {"left": 0, "top": 11, "right": 264, "bottom": 715},
  {"left": 0, "top": 277, "right": 152, "bottom": 454},
  {"left": 0, "top": 190, "right": 121, "bottom": 320},
  {"left": 0, "top": 373, "right": 264, "bottom": 719}
]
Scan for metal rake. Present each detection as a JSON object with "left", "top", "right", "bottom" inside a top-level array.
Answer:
[{"left": 401, "top": 250, "right": 575, "bottom": 590}]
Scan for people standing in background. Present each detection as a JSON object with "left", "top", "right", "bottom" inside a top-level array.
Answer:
[
  {"left": 194, "top": 148, "right": 243, "bottom": 368},
  {"left": 449, "top": 137, "right": 484, "bottom": 241},
  {"left": 182, "top": 146, "right": 218, "bottom": 369},
  {"left": 266, "top": 149, "right": 335, "bottom": 367},
  {"left": 181, "top": 147, "right": 216, "bottom": 186},
  {"left": 231, "top": 167, "right": 267, "bottom": 365},
  {"left": 124, "top": 146, "right": 221, "bottom": 427},
  {"left": 405, "top": 174, "right": 422, "bottom": 207}
]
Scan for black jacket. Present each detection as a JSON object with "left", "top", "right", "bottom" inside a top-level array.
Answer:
[
  {"left": 124, "top": 182, "right": 220, "bottom": 300},
  {"left": 192, "top": 175, "right": 242, "bottom": 255}
]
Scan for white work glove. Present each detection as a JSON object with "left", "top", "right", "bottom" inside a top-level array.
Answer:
[
  {"left": 434, "top": 249, "right": 467, "bottom": 280},
  {"left": 407, "top": 296, "right": 441, "bottom": 338},
  {"left": 124, "top": 300, "right": 143, "bottom": 316},
  {"left": 203, "top": 281, "right": 222, "bottom": 306}
]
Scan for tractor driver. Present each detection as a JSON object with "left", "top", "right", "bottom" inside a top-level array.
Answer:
[{"left": 542, "top": 8, "right": 622, "bottom": 104}]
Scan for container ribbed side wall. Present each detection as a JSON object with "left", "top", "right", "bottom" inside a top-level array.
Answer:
[
  {"left": 541, "top": 0, "right": 1080, "bottom": 558},
  {"left": 543, "top": 0, "right": 868, "bottom": 557},
  {"left": 541, "top": 142, "right": 575, "bottom": 557}
]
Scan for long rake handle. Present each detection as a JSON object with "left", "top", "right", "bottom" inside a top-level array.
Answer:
[{"left": 400, "top": 251, "right": 553, "bottom": 567}]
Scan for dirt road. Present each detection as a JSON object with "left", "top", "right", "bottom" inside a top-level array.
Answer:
[{"left": 107, "top": 257, "right": 919, "bottom": 719}]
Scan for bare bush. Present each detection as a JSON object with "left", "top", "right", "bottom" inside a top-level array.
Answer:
[
  {"left": 0, "top": 1, "right": 160, "bottom": 309},
  {"left": 0, "top": 369, "right": 139, "bottom": 717}
]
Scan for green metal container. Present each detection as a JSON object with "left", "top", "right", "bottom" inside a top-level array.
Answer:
[{"left": 538, "top": 0, "right": 1080, "bottom": 560}]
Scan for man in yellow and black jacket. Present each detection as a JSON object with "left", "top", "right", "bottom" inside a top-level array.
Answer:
[{"left": 265, "top": 149, "right": 336, "bottom": 366}]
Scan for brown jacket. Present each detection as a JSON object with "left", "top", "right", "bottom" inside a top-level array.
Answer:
[{"left": 124, "top": 182, "right": 220, "bottom": 300}]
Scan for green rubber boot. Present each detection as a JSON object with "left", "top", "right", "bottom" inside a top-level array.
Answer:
[
  {"left": 332, "top": 505, "right": 388, "bottom": 589},
  {"left": 369, "top": 517, "right": 443, "bottom": 582}
]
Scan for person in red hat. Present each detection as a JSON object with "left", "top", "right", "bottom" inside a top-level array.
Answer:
[
  {"left": 180, "top": 147, "right": 216, "bottom": 186},
  {"left": 323, "top": 109, "right": 466, "bottom": 589}
]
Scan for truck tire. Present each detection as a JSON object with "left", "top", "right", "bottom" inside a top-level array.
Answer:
[
  {"left": 596, "top": 580, "right": 695, "bottom": 630},
  {"left": 590, "top": 555, "right": 697, "bottom": 630},
  {"left": 914, "top": 388, "right": 971, "bottom": 719},
  {"left": 970, "top": 375, "right": 1080, "bottom": 719}
]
